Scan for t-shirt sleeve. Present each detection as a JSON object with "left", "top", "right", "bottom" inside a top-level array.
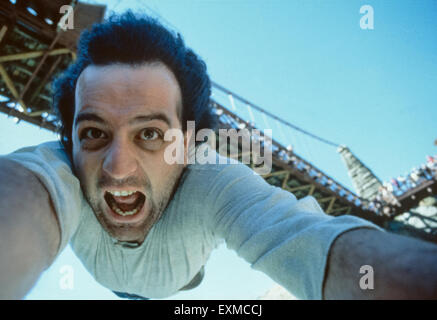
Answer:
[
  {"left": 0, "top": 141, "right": 83, "bottom": 258},
  {"left": 205, "top": 161, "right": 383, "bottom": 300}
]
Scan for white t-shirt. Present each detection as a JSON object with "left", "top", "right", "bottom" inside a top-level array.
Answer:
[{"left": 2, "top": 141, "right": 381, "bottom": 299}]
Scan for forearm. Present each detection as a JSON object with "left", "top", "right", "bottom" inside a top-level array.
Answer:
[
  {"left": 323, "top": 228, "right": 437, "bottom": 299},
  {"left": 0, "top": 159, "right": 60, "bottom": 299}
]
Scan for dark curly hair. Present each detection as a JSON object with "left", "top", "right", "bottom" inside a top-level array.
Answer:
[{"left": 52, "top": 11, "right": 217, "bottom": 158}]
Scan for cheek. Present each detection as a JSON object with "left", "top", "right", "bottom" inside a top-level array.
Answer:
[
  {"left": 141, "top": 152, "right": 180, "bottom": 189},
  {"left": 73, "top": 150, "right": 99, "bottom": 186}
]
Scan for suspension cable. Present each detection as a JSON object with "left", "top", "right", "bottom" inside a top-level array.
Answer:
[{"left": 212, "top": 81, "right": 341, "bottom": 148}]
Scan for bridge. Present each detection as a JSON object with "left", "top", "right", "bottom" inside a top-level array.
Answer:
[{"left": 0, "top": 0, "right": 435, "bottom": 243}]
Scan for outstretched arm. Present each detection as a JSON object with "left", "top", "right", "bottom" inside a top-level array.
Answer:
[
  {"left": 197, "top": 156, "right": 437, "bottom": 299},
  {"left": 324, "top": 228, "right": 437, "bottom": 299},
  {"left": 0, "top": 158, "right": 61, "bottom": 299}
]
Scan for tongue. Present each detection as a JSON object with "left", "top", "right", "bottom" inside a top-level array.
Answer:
[
  {"left": 113, "top": 193, "right": 140, "bottom": 205},
  {"left": 112, "top": 193, "right": 142, "bottom": 212},
  {"left": 115, "top": 202, "right": 137, "bottom": 212}
]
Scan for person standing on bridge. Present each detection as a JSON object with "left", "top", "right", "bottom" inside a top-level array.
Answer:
[
  {"left": 427, "top": 155, "right": 437, "bottom": 175},
  {"left": 408, "top": 173, "right": 417, "bottom": 188},
  {"left": 1, "top": 12, "right": 437, "bottom": 300},
  {"left": 421, "top": 163, "right": 434, "bottom": 180}
]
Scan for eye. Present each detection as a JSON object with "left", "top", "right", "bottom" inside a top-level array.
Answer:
[
  {"left": 138, "top": 128, "right": 162, "bottom": 141},
  {"left": 136, "top": 128, "right": 164, "bottom": 151},
  {"left": 80, "top": 128, "right": 107, "bottom": 140}
]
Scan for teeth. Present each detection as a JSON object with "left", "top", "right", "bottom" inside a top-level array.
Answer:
[
  {"left": 106, "top": 190, "right": 144, "bottom": 217},
  {"left": 110, "top": 204, "right": 141, "bottom": 216},
  {"left": 109, "top": 190, "right": 136, "bottom": 197},
  {"left": 109, "top": 196, "right": 144, "bottom": 217},
  {"left": 111, "top": 207, "right": 138, "bottom": 217}
]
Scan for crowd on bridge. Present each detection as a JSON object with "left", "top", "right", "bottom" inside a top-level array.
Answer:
[
  {"left": 371, "top": 155, "right": 437, "bottom": 216},
  {"left": 274, "top": 147, "right": 437, "bottom": 217}
]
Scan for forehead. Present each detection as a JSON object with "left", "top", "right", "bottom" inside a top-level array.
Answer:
[{"left": 74, "top": 62, "right": 182, "bottom": 124}]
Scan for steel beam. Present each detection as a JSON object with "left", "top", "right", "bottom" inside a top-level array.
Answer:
[{"left": 0, "top": 48, "right": 71, "bottom": 63}]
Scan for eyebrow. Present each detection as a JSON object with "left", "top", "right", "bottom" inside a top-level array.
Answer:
[
  {"left": 74, "top": 112, "right": 172, "bottom": 128},
  {"left": 129, "top": 113, "right": 171, "bottom": 126},
  {"left": 74, "top": 113, "right": 105, "bottom": 128}
]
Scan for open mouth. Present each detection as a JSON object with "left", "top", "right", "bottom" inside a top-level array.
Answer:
[{"left": 104, "top": 190, "right": 146, "bottom": 217}]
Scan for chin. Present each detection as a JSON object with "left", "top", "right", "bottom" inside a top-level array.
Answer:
[
  {"left": 111, "top": 230, "right": 147, "bottom": 244},
  {"left": 97, "top": 201, "right": 158, "bottom": 244}
]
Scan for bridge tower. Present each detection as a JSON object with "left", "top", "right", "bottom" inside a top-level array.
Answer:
[{"left": 337, "top": 145, "right": 382, "bottom": 201}]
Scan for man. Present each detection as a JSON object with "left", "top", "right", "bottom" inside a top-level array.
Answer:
[{"left": 1, "top": 12, "right": 436, "bottom": 300}]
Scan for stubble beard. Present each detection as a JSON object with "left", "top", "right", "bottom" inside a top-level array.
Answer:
[{"left": 81, "top": 165, "right": 186, "bottom": 244}]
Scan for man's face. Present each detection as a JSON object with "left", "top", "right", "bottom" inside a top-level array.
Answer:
[{"left": 72, "top": 62, "right": 188, "bottom": 244}]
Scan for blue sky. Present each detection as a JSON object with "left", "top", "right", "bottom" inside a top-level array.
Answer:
[{"left": 0, "top": 0, "right": 436, "bottom": 299}]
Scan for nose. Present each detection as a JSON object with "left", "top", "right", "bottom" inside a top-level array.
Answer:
[{"left": 102, "top": 137, "right": 138, "bottom": 180}]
